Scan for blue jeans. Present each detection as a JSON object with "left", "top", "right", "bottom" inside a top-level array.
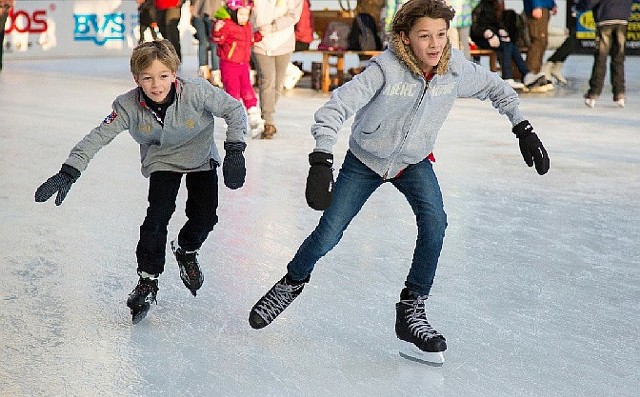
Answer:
[
  {"left": 287, "top": 151, "right": 447, "bottom": 295},
  {"left": 192, "top": 16, "right": 219, "bottom": 69},
  {"left": 498, "top": 41, "right": 529, "bottom": 80}
]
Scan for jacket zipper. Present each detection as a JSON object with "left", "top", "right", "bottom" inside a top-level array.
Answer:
[{"left": 382, "top": 78, "right": 430, "bottom": 179}]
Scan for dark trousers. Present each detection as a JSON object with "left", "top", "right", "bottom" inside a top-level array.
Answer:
[
  {"left": 0, "top": 12, "right": 7, "bottom": 69},
  {"left": 136, "top": 169, "right": 218, "bottom": 275},
  {"left": 587, "top": 24, "right": 627, "bottom": 99},
  {"left": 157, "top": 6, "right": 182, "bottom": 61},
  {"left": 547, "top": 26, "right": 577, "bottom": 63}
]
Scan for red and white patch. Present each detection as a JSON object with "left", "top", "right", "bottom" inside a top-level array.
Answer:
[{"left": 102, "top": 111, "right": 118, "bottom": 124}]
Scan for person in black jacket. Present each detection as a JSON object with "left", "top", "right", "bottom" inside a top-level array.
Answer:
[
  {"left": 470, "top": 0, "right": 548, "bottom": 91},
  {"left": 577, "top": 0, "right": 632, "bottom": 108}
]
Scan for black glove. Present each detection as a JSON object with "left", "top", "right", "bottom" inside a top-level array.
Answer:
[
  {"left": 223, "top": 141, "right": 247, "bottom": 189},
  {"left": 305, "top": 152, "right": 334, "bottom": 210},
  {"left": 35, "top": 164, "right": 81, "bottom": 206},
  {"left": 512, "top": 120, "right": 550, "bottom": 175}
]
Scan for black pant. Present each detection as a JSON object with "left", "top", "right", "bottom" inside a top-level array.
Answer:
[
  {"left": 156, "top": 6, "right": 182, "bottom": 61},
  {"left": 136, "top": 169, "right": 218, "bottom": 275},
  {"left": 0, "top": 12, "right": 8, "bottom": 69}
]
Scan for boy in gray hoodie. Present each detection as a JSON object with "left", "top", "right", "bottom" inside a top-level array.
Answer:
[
  {"left": 35, "top": 40, "right": 248, "bottom": 323},
  {"left": 248, "top": 0, "right": 550, "bottom": 364}
]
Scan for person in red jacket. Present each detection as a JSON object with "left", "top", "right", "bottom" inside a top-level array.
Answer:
[
  {"left": 212, "top": 0, "right": 265, "bottom": 137},
  {"left": 155, "top": 0, "right": 183, "bottom": 61},
  {"left": 294, "top": 0, "right": 314, "bottom": 51}
]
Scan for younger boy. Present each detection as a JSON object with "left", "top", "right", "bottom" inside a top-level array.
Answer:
[{"left": 35, "top": 40, "right": 248, "bottom": 323}]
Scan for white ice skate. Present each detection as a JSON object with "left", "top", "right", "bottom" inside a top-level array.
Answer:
[
  {"left": 247, "top": 106, "right": 265, "bottom": 138},
  {"left": 283, "top": 62, "right": 304, "bottom": 90}
]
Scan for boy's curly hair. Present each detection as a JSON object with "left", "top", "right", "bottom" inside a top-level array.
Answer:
[{"left": 130, "top": 39, "right": 180, "bottom": 76}]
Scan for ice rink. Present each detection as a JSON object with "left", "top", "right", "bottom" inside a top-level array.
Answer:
[{"left": 1, "top": 53, "right": 639, "bottom": 396}]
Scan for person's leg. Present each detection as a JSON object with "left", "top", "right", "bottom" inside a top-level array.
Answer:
[
  {"left": 272, "top": 52, "right": 292, "bottom": 119},
  {"left": 155, "top": 9, "right": 168, "bottom": 41},
  {"left": 0, "top": 13, "right": 6, "bottom": 70},
  {"left": 499, "top": 42, "right": 515, "bottom": 79},
  {"left": 239, "top": 63, "right": 258, "bottom": 109},
  {"left": 587, "top": 25, "right": 612, "bottom": 98},
  {"left": 610, "top": 24, "right": 627, "bottom": 101},
  {"left": 286, "top": 151, "right": 384, "bottom": 281},
  {"left": 390, "top": 158, "right": 447, "bottom": 296},
  {"left": 178, "top": 168, "right": 219, "bottom": 251},
  {"left": 525, "top": 8, "right": 549, "bottom": 74},
  {"left": 193, "top": 16, "right": 208, "bottom": 67},
  {"left": 136, "top": 171, "right": 183, "bottom": 276},
  {"left": 254, "top": 53, "right": 276, "bottom": 125},
  {"left": 459, "top": 27, "right": 471, "bottom": 60},
  {"left": 164, "top": 6, "right": 182, "bottom": 61},
  {"left": 547, "top": 26, "right": 577, "bottom": 63},
  {"left": 206, "top": 18, "right": 220, "bottom": 70},
  {"left": 220, "top": 60, "right": 241, "bottom": 100}
]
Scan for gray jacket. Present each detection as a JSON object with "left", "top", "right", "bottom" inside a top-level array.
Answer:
[
  {"left": 311, "top": 47, "right": 525, "bottom": 179},
  {"left": 64, "top": 77, "right": 246, "bottom": 177}
]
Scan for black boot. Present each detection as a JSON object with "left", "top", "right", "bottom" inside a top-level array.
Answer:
[
  {"left": 249, "top": 274, "right": 308, "bottom": 329},
  {"left": 171, "top": 239, "right": 204, "bottom": 296},
  {"left": 127, "top": 277, "right": 158, "bottom": 324}
]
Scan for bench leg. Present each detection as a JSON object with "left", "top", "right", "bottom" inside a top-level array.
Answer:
[{"left": 322, "top": 53, "right": 331, "bottom": 93}]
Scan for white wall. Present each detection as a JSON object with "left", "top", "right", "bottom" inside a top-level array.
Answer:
[{"left": 4, "top": 0, "right": 197, "bottom": 59}]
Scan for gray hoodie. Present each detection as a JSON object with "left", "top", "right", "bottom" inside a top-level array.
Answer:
[
  {"left": 311, "top": 45, "right": 525, "bottom": 179},
  {"left": 64, "top": 77, "right": 246, "bottom": 177}
]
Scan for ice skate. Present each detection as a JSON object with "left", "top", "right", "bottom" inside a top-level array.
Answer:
[
  {"left": 171, "top": 239, "right": 204, "bottom": 296},
  {"left": 127, "top": 276, "right": 158, "bottom": 324},
  {"left": 249, "top": 274, "right": 307, "bottom": 329},
  {"left": 396, "top": 288, "right": 447, "bottom": 365},
  {"left": 584, "top": 93, "right": 597, "bottom": 108},
  {"left": 247, "top": 106, "right": 265, "bottom": 138}
]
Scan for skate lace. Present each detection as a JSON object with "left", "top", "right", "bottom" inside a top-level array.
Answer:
[
  {"left": 255, "top": 281, "right": 302, "bottom": 321},
  {"left": 402, "top": 296, "right": 442, "bottom": 340},
  {"left": 179, "top": 252, "right": 200, "bottom": 280},
  {"left": 136, "top": 281, "right": 158, "bottom": 303}
]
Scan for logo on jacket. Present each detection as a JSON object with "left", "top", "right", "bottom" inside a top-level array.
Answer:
[
  {"left": 431, "top": 83, "right": 455, "bottom": 97},
  {"left": 185, "top": 119, "right": 195, "bottom": 129},
  {"left": 382, "top": 82, "right": 418, "bottom": 97},
  {"left": 102, "top": 111, "right": 118, "bottom": 124}
]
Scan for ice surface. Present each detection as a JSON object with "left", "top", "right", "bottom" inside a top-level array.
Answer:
[{"left": 1, "top": 53, "right": 639, "bottom": 396}]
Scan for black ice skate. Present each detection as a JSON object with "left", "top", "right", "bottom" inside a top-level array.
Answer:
[
  {"left": 395, "top": 288, "right": 447, "bottom": 365},
  {"left": 249, "top": 275, "right": 308, "bottom": 329},
  {"left": 171, "top": 239, "right": 204, "bottom": 296},
  {"left": 127, "top": 277, "right": 158, "bottom": 324}
]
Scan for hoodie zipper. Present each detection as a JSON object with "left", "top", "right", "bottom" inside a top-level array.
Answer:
[{"left": 382, "top": 77, "right": 430, "bottom": 180}]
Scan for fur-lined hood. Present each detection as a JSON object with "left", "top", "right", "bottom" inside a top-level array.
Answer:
[{"left": 388, "top": 33, "right": 452, "bottom": 76}]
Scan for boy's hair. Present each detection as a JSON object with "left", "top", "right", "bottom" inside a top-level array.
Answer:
[
  {"left": 130, "top": 39, "right": 180, "bottom": 76},
  {"left": 391, "top": 0, "right": 456, "bottom": 35}
]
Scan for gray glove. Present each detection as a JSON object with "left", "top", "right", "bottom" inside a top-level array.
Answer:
[{"left": 35, "top": 164, "right": 81, "bottom": 206}]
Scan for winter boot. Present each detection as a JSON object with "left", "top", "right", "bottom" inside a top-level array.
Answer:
[
  {"left": 198, "top": 65, "right": 212, "bottom": 81},
  {"left": 210, "top": 70, "right": 223, "bottom": 88},
  {"left": 171, "top": 239, "right": 204, "bottom": 296},
  {"left": 523, "top": 72, "right": 550, "bottom": 93},
  {"left": 127, "top": 276, "right": 159, "bottom": 324},
  {"left": 541, "top": 62, "right": 553, "bottom": 82},
  {"left": 247, "top": 106, "right": 265, "bottom": 138},
  {"left": 249, "top": 274, "right": 308, "bottom": 329},
  {"left": 396, "top": 288, "right": 447, "bottom": 365},
  {"left": 550, "top": 62, "right": 567, "bottom": 85},
  {"left": 261, "top": 124, "right": 277, "bottom": 139}
]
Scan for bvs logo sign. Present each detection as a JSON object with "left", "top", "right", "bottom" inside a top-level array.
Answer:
[{"left": 74, "top": 13, "right": 126, "bottom": 45}]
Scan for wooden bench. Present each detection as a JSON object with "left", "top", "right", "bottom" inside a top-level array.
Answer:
[{"left": 295, "top": 50, "right": 381, "bottom": 93}]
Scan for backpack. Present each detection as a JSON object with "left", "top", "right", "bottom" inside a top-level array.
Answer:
[
  {"left": 347, "top": 13, "right": 383, "bottom": 51},
  {"left": 318, "top": 21, "right": 352, "bottom": 51},
  {"left": 502, "top": 9, "right": 531, "bottom": 49}
]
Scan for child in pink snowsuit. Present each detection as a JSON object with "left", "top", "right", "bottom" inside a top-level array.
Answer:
[{"left": 212, "top": 0, "right": 264, "bottom": 137}]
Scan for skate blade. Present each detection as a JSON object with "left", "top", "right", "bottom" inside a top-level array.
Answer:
[{"left": 398, "top": 340, "right": 445, "bottom": 366}]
